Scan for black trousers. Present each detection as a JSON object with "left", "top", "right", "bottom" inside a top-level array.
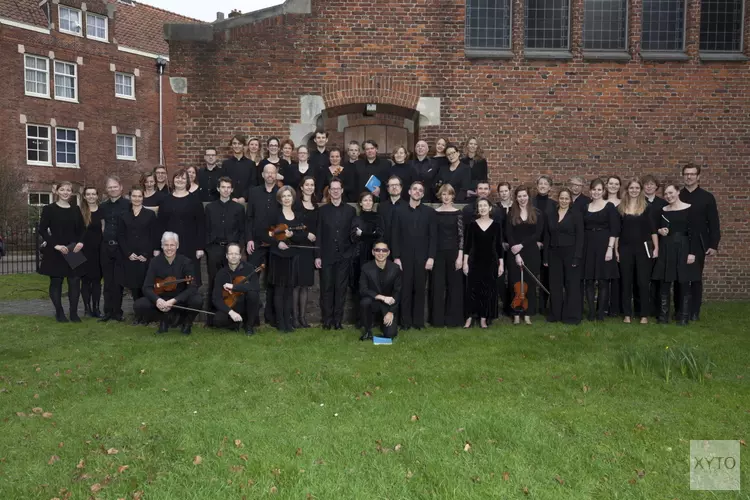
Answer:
[
  {"left": 49, "top": 276, "right": 80, "bottom": 316},
  {"left": 547, "top": 246, "right": 582, "bottom": 324},
  {"left": 608, "top": 278, "right": 621, "bottom": 316},
  {"left": 585, "top": 279, "right": 610, "bottom": 321},
  {"left": 320, "top": 258, "right": 351, "bottom": 325},
  {"left": 101, "top": 244, "right": 123, "bottom": 317},
  {"left": 620, "top": 244, "right": 652, "bottom": 317},
  {"left": 205, "top": 243, "right": 228, "bottom": 310},
  {"left": 133, "top": 291, "right": 203, "bottom": 325},
  {"left": 539, "top": 264, "right": 550, "bottom": 315},
  {"left": 400, "top": 256, "right": 428, "bottom": 328},
  {"left": 690, "top": 254, "right": 706, "bottom": 317},
  {"left": 431, "top": 249, "right": 463, "bottom": 327},
  {"left": 360, "top": 297, "right": 398, "bottom": 338},
  {"left": 214, "top": 291, "right": 259, "bottom": 329},
  {"left": 249, "top": 247, "right": 274, "bottom": 324}
]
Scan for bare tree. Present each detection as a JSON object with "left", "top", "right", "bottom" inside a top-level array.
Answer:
[{"left": 0, "top": 162, "right": 26, "bottom": 227}]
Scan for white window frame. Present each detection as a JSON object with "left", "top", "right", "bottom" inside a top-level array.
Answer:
[
  {"left": 53, "top": 60, "right": 77, "bottom": 102},
  {"left": 26, "top": 124, "right": 52, "bottom": 166},
  {"left": 116, "top": 134, "right": 136, "bottom": 161},
  {"left": 86, "top": 12, "right": 108, "bottom": 42},
  {"left": 58, "top": 5, "right": 83, "bottom": 36},
  {"left": 115, "top": 72, "right": 135, "bottom": 99},
  {"left": 55, "top": 127, "right": 79, "bottom": 168},
  {"left": 24, "top": 54, "right": 49, "bottom": 98},
  {"left": 28, "top": 192, "right": 52, "bottom": 207}
]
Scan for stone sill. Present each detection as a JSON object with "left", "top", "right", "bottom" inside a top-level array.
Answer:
[
  {"left": 640, "top": 51, "right": 689, "bottom": 61},
  {"left": 524, "top": 50, "right": 573, "bottom": 60},
  {"left": 582, "top": 51, "right": 631, "bottom": 61},
  {"left": 699, "top": 52, "right": 749, "bottom": 62},
  {"left": 464, "top": 48, "right": 514, "bottom": 60}
]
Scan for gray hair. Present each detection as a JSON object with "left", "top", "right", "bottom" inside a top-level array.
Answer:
[
  {"left": 569, "top": 175, "right": 585, "bottom": 184},
  {"left": 161, "top": 231, "right": 179, "bottom": 246}
]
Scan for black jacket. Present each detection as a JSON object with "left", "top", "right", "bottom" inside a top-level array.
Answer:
[
  {"left": 355, "top": 158, "right": 391, "bottom": 198},
  {"left": 679, "top": 186, "right": 721, "bottom": 251},
  {"left": 377, "top": 197, "right": 404, "bottom": 246},
  {"left": 223, "top": 156, "right": 257, "bottom": 200},
  {"left": 359, "top": 260, "right": 402, "bottom": 314},
  {"left": 212, "top": 261, "right": 261, "bottom": 313},
  {"left": 142, "top": 253, "right": 198, "bottom": 302},
  {"left": 543, "top": 209, "right": 584, "bottom": 265},
  {"left": 205, "top": 199, "right": 246, "bottom": 247},
  {"left": 196, "top": 165, "right": 224, "bottom": 202},
  {"left": 316, "top": 201, "right": 357, "bottom": 264},
  {"left": 245, "top": 185, "right": 279, "bottom": 244},
  {"left": 391, "top": 203, "right": 437, "bottom": 262}
]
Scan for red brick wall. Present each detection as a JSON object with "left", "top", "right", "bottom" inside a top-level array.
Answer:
[
  {"left": 167, "top": 0, "right": 750, "bottom": 299},
  {"left": 0, "top": 21, "right": 179, "bottom": 195}
]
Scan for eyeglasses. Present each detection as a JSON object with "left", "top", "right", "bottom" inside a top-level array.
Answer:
[
  {"left": 684, "top": 173, "right": 699, "bottom": 177},
  {"left": 329, "top": 187, "right": 342, "bottom": 192},
  {"left": 373, "top": 248, "right": 389, "bottom": 253}
]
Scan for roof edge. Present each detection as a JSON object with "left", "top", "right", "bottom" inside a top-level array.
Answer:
[{"left": 164, "top": 0, "right": 310, "bottom": 42}]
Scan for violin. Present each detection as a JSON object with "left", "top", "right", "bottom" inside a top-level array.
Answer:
[
  {"left": 511, "top": 267, "right": 528, "bottom": 312},
  {"left": 267, "top": 223, "right": 306, "bottom": 241},
  {"left": 222, "top": 264, "right": 265, "bottom": 309},
  {"left": 153, "top": 275, "right": 194, "bottom": 295}
]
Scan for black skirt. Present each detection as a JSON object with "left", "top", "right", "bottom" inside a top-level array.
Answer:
[
  {"left": 296, "top": 248, "right": 316, "bottom": 286},
  {"left": 268, "top": 254, "right": 299, "bottom": 287},
  {"left": 583, "top": 230, "right": 619, "bottom": 280}
]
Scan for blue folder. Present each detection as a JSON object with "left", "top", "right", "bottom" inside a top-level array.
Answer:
[
  {"left": 365, "top": 175, "right": 381, "bottom": 193},
  {"left": 373, "top": 336, "right": 393, "bottom": 345}
]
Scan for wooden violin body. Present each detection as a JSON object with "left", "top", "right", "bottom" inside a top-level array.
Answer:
[
  {"left": 222, "top": 264, "right": 265, "bottom": 309},
  {"left": 510, "top": 268, "right": 528, "bottom": 312},
  {"left": 153, "top": 275, "right": 194, "bottom": 295},
  {"left": 267, "top": 224, "right": 306, "bottom": 241}
]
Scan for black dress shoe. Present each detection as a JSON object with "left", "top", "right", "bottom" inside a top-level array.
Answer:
[
  {"left": 690, "top": 313, "right": 699, "bottom": 321},
  {"left": 298, "top": 317, "right": 310, "bottom": 328},
  {"left": 69, "top": 313, "right": 82, "bottom": 323},
  {"left": 334, "top": 322, "right": 343, "bottom": 330},
  {"left": 401, "top": 325, "right": 411, "bottom": 331},
  {"left": 112, "top": 314, "right": 124, "bottom": 322},
  {"left": 97, "top": 314, "right": 112, "bottom": 322},
  {"left": 245, "top": 327, "right": 255, "bottom": 336},
  {"left": 181, "top": 323, "right": 192, "bottom": 335},
  {"left": 359, "top": 329, "right": 373, "bottom": 341},
  {"left": 322, "top": 323, "right": 331, "bottom": 330},
  {"left": 155, "top": 320, "right": 169, "bottom": 334},
  {"left": 55, "top": 312, "right": 69, "bottom": 323}
]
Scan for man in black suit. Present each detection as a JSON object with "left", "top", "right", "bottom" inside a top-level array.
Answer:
[
  {"left": 315, "top": 178, "right": 357, "bottom": 329},
  {"left": 310, "top": 129, "right": 331, "bottom": 170},
  {"left": 378, "top": 176, "right": 405, "bottom": 246},
  {"left": 355, "top": 140, "right": 390, "bottom": 200},
  {"left": 222, "top": 134, "right": 257, "bottom": 203},
  {"left": 211, "top": 243, "right": 260, "bottom": 336},
  {"left": 359, "top": 240, "right": 401, "bottom": 340},
  {"left": 569, "top": 176, "right": 591, "bottom": 213},
  {"left": 391, "top": 181, "right": 436, "bottom": 330}
]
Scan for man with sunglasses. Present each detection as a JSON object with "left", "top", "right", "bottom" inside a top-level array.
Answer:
[{"left": 359, "top": 240, "right": 401, "bottom": 341}]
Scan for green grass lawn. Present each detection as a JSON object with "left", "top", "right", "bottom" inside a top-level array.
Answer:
[
  {"left": 1, "top": 304, "right": 748, "bottom": 499},
  {"left": 0, "top": 273, "right": 50, "bottom": 301}
]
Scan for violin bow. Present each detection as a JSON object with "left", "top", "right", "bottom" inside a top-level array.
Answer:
[
  {"left": 521, "top": 263, "right": 550, "bottom": 295},
  {"left": 169, "top": 305, "right": 215, "bottom": 315}
]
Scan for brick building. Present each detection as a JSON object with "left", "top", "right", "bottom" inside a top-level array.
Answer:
[
  {"left": 0, "top": 0, "right": 201, "bottom": 209},
  {"left": 164, "top": 0, "right": 749, "bottom": 299}
]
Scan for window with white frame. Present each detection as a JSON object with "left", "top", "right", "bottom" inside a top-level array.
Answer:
[
  {"left": 86, "top": 12, "right": 108, "bottom": 41},
  {"left": 116, "top": 134, "right": 136, "bottom": 160},
  {"left": 24, "top": 55, "right": 49, "bottom": 98},
  {"left": 56, "top": 128, "right": 79, "bottom": 167},
  {"left": 27, "top": 125, "right": 51, "bottom": 166},
  {"left": 115, "top": 72, "right": 135, "bottom": 99},
  {"left": 28, "top": 192, "right": 52, "bottom": 206},
  {"left": 58, "top": 6, "right": 83, "bottom": 36},
  {"left": 54, "top": 61, "right": 77, "bottom": 101}
]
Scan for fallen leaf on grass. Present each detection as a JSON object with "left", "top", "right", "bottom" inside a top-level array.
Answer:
[
  {"left": 740, "top": 440, "right": 746, "bottom": 447},
  {"left": 48, "top": 455, "right": 59, "bottom": 465},
  {"left": 42, "top": 412, "right": 53, "bottom": 418},
  {"left": 76, "top": 459, "right": 85, "bottom": 469},
  {"left": 106, "top": 448, "right": 118, "bottom": 455},
  {"left": 90, "top": 483, "right": 102, "bottom": 493},
  {"left": 117, "top": 465, "right": 129, "bottom": 473},
  {"left": 363, "top": 391, "right": 372, "bottom": 397},
  {"left": 230, "top": 465, "right": 244, "bottom": 473},
  {"left": 16, "top": 412, "right": 25, "bottom": 417},
  {"left": 410, "top": 415, "right": 420, "bottom": 422},
  {"left": 314, "top": 458, "right": 326, "bottom": 465},
  {"left": 270, "top": 486, "right": 278, "bottom": 494},
  {"left": 240, "top": 454, "right": 248, "bottom": 461},
  {"left": 295, "top": 448, "right": 303, "bottom": 456},
  {"left": 522, "top": 486, "right": 530, "bottom": 495},
  {"left": 133, "top": 491, "right": 144, "bottom": 499},
  {"left": 464, "top": 442, "right": 472, "bottom": 452},
  {"left": 33, "top": 394, "right": 39, "bottom": 399},
  {"left": 471, "top": 475, "right": 481, "bottom": 483},
  {"left": 582, "top": 384, "right": 590, "bottom": 393},
  {"left": 394, "top": 444, "right": 402, "bottom": 452},
  {"left": 234, "top": 439, "right": 243, "bottom": 448},
  {"left": 193, "top": 455, "right": 202, "bottom": 465},
  {"left": 636, "top": 469, "right": 646, "bottom": 478},
  {"left": 406, "top": 470, "right": 414, "bottom": 479},
  {"left": 502, "top": 471, "right": 510, "bottom": 481},
  {"left": 555, "top": 475, "right": 565, "bottom": 485},
  {"left": 634, "top": 424, "right": 647, "bottom": 432},
  {"left": 497, "top": 377, "right": 504, "bottom": 382},
  {"left": 32, "top": 407, "right": 43, "bottom": 414},
  {"left": 628, "top": 478, "right": 637, "bottom": 485}
]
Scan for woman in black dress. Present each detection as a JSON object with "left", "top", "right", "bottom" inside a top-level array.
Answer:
[
  {"left": 282, "top": 145, "right": 316, "bottom": 192},
  {"left": 246, "top": 136, "right": 264, "bottom": 183},
  {"left": 267, "top": 186, "right": 313, "bottom": 332},
  {"left": 583, "top": 178, "right": 620, "bottom": 321},
  {"left": 652, "top": 182, "right": 701, "bottom": 325},
  {"left": 158, "top": 169, "right": 206, "bottom": 285},
  {"left": 431, "top": 138, "right": 450, "bottom": 170},
  {"left": 463, "top": 198, "right": 504, "bottom": 328},
  {"left": 506, "top": 187, "right": 544, "bottom": 325},
  {"left": 318, "top": 148, "right": 357, "bottom": 202},
  {"left": 544, "top": 188, "right": 584, "bottom": 324},
  {"left": 38, "top": 181, "right": 85, "bottom": 322},
  {"left": 186, "top": 166, "right": 200, "bottom": 196},
  {"left": 389, "top": 146, "right": 416, "bottom": 199},
  {"left": 79, "top": 187, "right": 102, "bottom": 318},
  {"left": 495, "top": 182, "right": 514, "bottom": 316},
  {"left": 434, "top": 144, "right": 471, "bottom": 202},
  {"left": 293, "top": 176, "right": 319, "bottom": 327},
  {"left": 431, "top": 184, "right": 464, "bottom": 327},
  {"left": 350, "top": 191, "right": 385, "bottom": 326},
  {"left": 461, "top": 137, "right": 489, "bottom": 199},
  {"left": 118, "top": 186, "right": 160, "bottom": 325},
  {"left": 141, "top": 171, "right": 166, "bottom": 209},
  {"left": 259, "top": 137, "right": 291, "bottom": 186},
  {"left": 604, "top": 175, "right": 622, "bottom": 316},
  {"left": 617, "top": 179, "right": 659, "bottom": 324}
]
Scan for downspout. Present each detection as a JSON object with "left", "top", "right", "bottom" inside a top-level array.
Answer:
[{"left": 155, "top": 57, "right": 168, "bottom": 166}]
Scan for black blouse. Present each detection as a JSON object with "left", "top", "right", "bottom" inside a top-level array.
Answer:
[
  {"left": 434, "top": 163, "right": 472, "bottom": 202},
  {"left": 435, "top": 210, "right": 464, "bottom": 252},
  {"left": 118, "top": 208, "right": 160, "bottom": 258},
  {"left": 544, "top": 208, "right": 584, "bottom": 263},
  {"left": 158, "top": 194, "right": 206, "bottom": 256},
  {"left": 619, "top": 206, "right": 656, "bottom": 247}
]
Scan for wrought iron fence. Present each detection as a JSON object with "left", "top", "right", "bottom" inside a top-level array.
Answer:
[{"left": 0, "top": 225, "right": 40, "bottom": 275}]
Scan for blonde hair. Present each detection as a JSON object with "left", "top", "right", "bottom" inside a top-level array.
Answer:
[
  {"left": 437, "top": 183, "right": 456, "bottom": 199},
  {"left": 276, "top": 185, "right": 297, "bottom": 203},
  {"left": 619, "top": 179, "right": 648, "bottom": 217}
]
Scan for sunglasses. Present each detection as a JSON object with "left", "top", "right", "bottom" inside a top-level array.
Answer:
[{"left": 373, "top": 248, "right": 389, "bottom": 253}]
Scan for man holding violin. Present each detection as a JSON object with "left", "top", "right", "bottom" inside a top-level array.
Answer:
[
  {"left": 134, "top": 231, "right": 203, "bottom": 335},
  {"left": 211, "top": 243, "right": 261, "bottom": 335}
]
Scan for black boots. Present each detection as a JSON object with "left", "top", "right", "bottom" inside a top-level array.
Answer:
[
  {"left": 658, "top": 288, "right": 670, "bottom": 324},
  {"left": 155, "top": 319, "right": 169, "bottom": 334},
  {"left": 585, "top": 281, "right": 596, "bottom": 321},
  {"left": 678, "top": 290, "right": 692, "bottom": 326},
  {"left": 360, "top": 329, "right": 373, "bottom": 341}
]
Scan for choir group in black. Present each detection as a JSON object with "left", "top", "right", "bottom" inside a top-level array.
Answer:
[{"left": 38, "top": 131, "right": 721, "bottom": 340}]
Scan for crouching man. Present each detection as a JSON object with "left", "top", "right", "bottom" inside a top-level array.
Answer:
[
  {"left": 134, "top": 231, "right": 203, "bottom": 335},
  {"left": 359, "top": 240, "right": 401, "bottom": 341},
  {"left": 212, "top": 242, "right": 260, "bottom": 335}
]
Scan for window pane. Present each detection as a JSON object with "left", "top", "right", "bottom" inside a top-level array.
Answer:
[
  {"left": 700, "top": 0, "right": 742, "bottom": 51},
  {"left": 60, "top": 7, "right": 81, "bottom": 33},
  {"left": 87, "top": 14, "right": 107, "bottom": 39},
  {"left": 465, "top": 0, "right": 512, "bottom": 49},
  {"left": 24, "top": 56, "right": 48, "bottom": 95},
  {"left": 584, "top": 0, "right": 627, "bottom": 50},
  {"left": 54, "top": 62, "right": 76, "bottom": 99},
  {"left": 525, "top": 0, "right": 570, "bottom": 49},
  {"left": 56, "top": 129, "right": 77, "bottom": 165},
  {"left": 642, "top": 0, "right": 685, "bottom": 50}
]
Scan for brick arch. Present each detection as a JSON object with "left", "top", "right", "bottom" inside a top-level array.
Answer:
[{"left": 322, "top": 76, "right": 421, "bottom": 110}]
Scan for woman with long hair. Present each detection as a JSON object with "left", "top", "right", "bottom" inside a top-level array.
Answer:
[
  {"left": 293, "top": 176, "right": 318, "bottom": 327},
  {"left": 38, "top": 182, "right": 85, "bottom": 322},
  {"left": 431, "top": 137, "right": 449, "bottom": 170},
  {"left": 141, "top": 171, "right": 166, "bottom": 209},
  {"left": 267, "top": 186, "right": 313, "bottom": 332},
  {"left": 617, "top": 179, "right": 658, "bottom": 324},
  {"left": 604, "top": 175, "right": 623, "bottom": 316},
  {"left": 461, "top": 137, "right": 488, "bottom": 198},
  {"left": 117, "top": 186, "right": 160, "bottom": 324},
  {"left": 496, "top": 181, "right": 514, "bottom": 315},
  {"left": 246, "top": 136, "right": 263, "bottom": 183},
  {"left": 652, "top": 182, "right": 701, "bottom": 325},
  {"left": 186, "top": 166, "right": 200, "bottom": 195},
  {"left": 506, "top": 186, "right": 544, "bottom": 325},
  {"left": 79, "top": 187, "right": 103, "bottom": 318},
  {"left": 544, "top": 188, "right": 584, "bottom": 324},
  {"left": 350, "top": 191, "right": 385, "bottom": 326},
  {"left": 431, "top": 184, "right": 464, "bottom": 327},
  {"left": 464, "top": 197, "right": 504, "bottom": 328},
  {"left": 158, "top": 169, "right": 206, "bottom": 285},
  {"left": 583, "top": 178, "right": 620, "bottom": 321}
]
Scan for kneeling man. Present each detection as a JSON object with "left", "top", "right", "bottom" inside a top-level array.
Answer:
[
  {"left": 212, "top": 242, "right": 260, "bottom": 335},
  {"left": 134, "top": 231, "right": 203, "bottom": 334},
  {"left": 359, "top": 240, "right": 401, "bottom": 341}
]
